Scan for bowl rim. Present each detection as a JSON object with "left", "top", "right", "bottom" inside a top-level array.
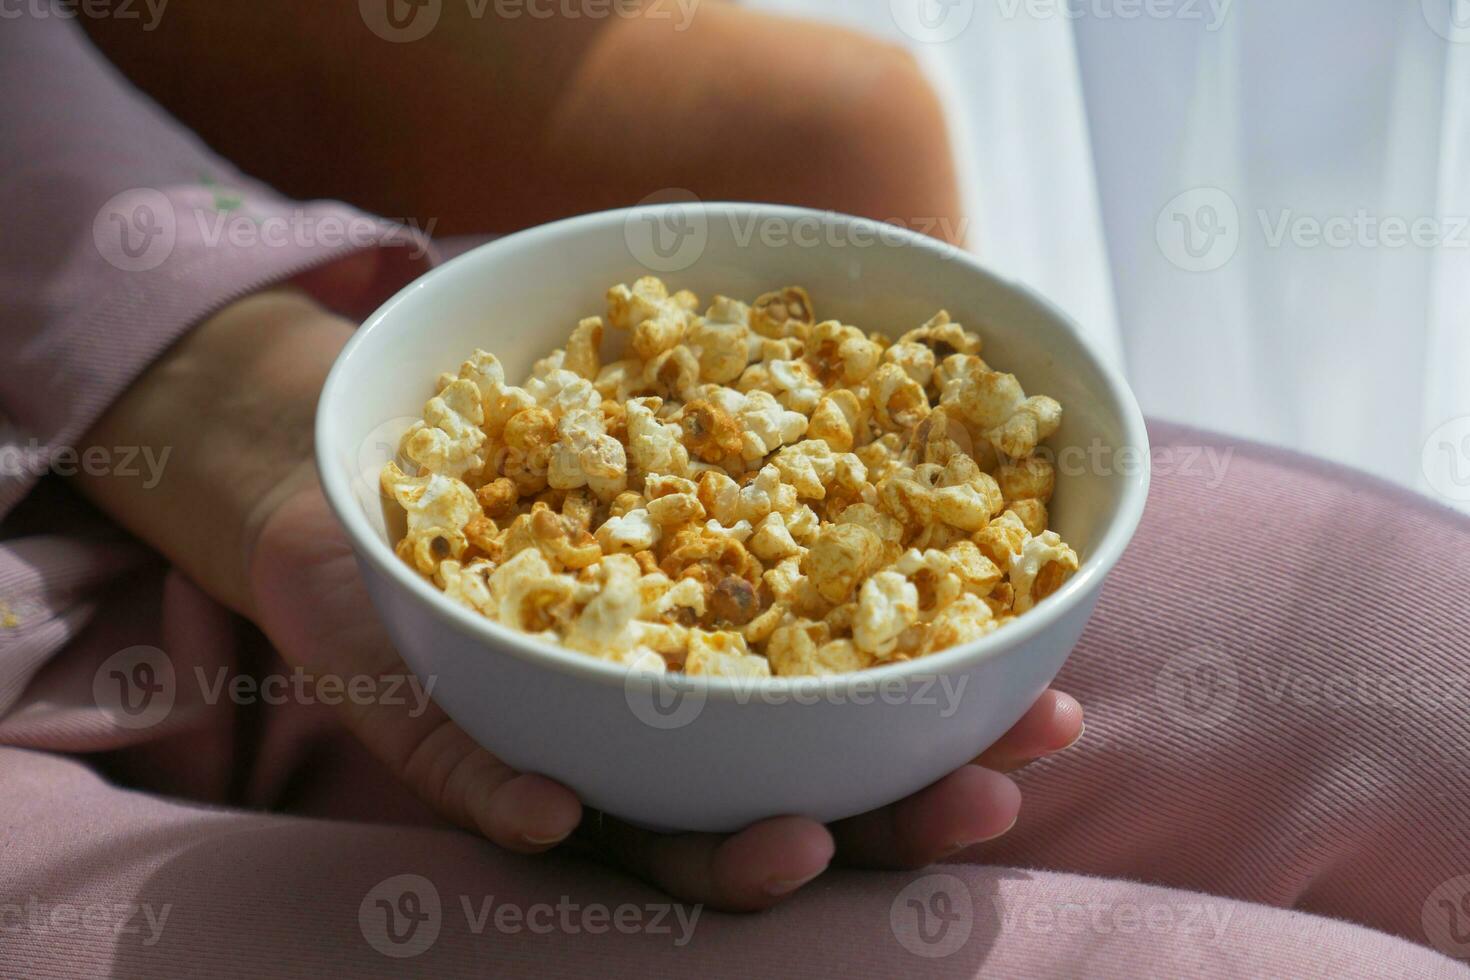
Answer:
[{"left": 315, "top": 201, "right": 1150, "bottom": 697}]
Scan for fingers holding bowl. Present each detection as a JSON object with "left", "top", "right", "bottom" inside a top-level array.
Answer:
[
  {"left": 576, "top": 813, "right": 836, "bottom": 912},
  {"left": 974, "top": 689, "right": 1085, "bottom": 773}
]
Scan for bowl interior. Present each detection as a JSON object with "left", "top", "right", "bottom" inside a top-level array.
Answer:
[{"left": 318, "top": 203, "right": 1147, "bottom": 680}]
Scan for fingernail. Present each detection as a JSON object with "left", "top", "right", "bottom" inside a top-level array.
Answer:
[
  {"left": 522, "top": 830, "right": 572, "bottom": 846},
  {"left": 1058, "top": 722, "right": 1085, "bottom": 752},
  {"left": 944, "top": 814, "right": 1020, "bottom": 857},
  {"left": 764, "top": 867, "right": 826, "bottom": 896}
]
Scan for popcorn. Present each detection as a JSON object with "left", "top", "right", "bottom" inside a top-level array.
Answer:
[
  {"left": 751, "top": 286, "right": 814, "bottom": 339},
  {"left": 547, "top": 407, "right": 628, "bottom": 501},
  {"left": 643, "top": 345, "right": 702, "bottom": 403},
  {"left": 626, "top": 397, "right": 690, "bottom": 478},
  {"left": 525, "top": 367, "right": 601, "bottom": 419},
  {"left": 500, "top": 406, "right": 558, "bottom": 494},
  {"left": 387, "top": 276, "right": 1079, "bottom": 676},
  {"left": 437, "top": 558, "right": 495, "bottom": 616},
  {"left": 803, "top": 523, "right": 884, "bottom": 605},
  {"left": 853, "top": 571, "right": 919, "bottom": 658},
  {"left": 998, "top": 456, "right": 1057, "bottom": 504},
  {"left": 646, "top": 490, "right": 705, "bottom": 528},
  {"left": 487, "top": 548, "right": 579, "bottom": 633},
  {"left": 607, "top": 276, "right": 698, "bottom": 360},
  {"left": 565, "top": 317, "right": 604, "bottom": 381},
  {"left": 705, "top": 388, "right": 808, "bottom": 462},
  {"left": 809, "top": 320, "right": 882, "bottom": 385},
  {"left": 930, "top": 453, "right": 1004, "bottom": 532},
  {"left": 883, "top": 341, "right": 937, "bottom": 389},
  {"left": 500, "top": 503, "right": 603, "bottom": 571},
  {"left": 989, "top": 396, "right": 1062, "bottom": 460},
  {"left": 771, "top": 358, "right": 825, "bottom": 414},
  {"left": 898, "top": 310, "right": 983, "bottom": 357},
  {"left": 946, "top": 539, "right": 1004, "bottom": 597},
  {"left": 447, "top": 349, "right": 535, "bottom": 438},
  {"left": 687, "top": 297, "right": 751, "bottom": 384},
  {"left": 919, "top": 594, "right": 998, "bottom": 655},
  {"left": 707, "top": 575, "right": 762, "bottom": 627},
  {"left": 382, "top": 464, "right": 480, "bottom": 573},
  {"left": 403, "top": 378, "right": 487, "bottom": 479},
  {"left": 678, "top": 398, "right": 745, "bottom": 463},
  {"left": 867, "top": 362, "right": 930, "bottom": 432},
  {"left": 476, "top": 477, "right": 519, "bottom": 518},
  {"left": 767, "top": 621, "right": 876, "bottom": 677},
  {"left": 563, "top": 554, "right": 643, "bottom": 655},
  {"left": 974, "top": 510, "right": 1031, "bottom": 568},
  {"left": 704, "top": 518, "right": 754, "bottom": 543},
  {"left": 894, "top": 548, "right": 963, "bottom": 619},
  {"left": 1010, "top": 531, "right": 1079, "bottom": 614},
  {"left": 941, "top": 357, "right": 1062, "bottom": 459},
  {"left": 748, "top": 512, "right": 806, "bottom": 562},
  {"left": 807, "top": 389, "right": 865, "bottom": 453},
  {"left": 1008, "top": 498, "right": 1049, "bottom": 536},
  {"left": 647, "top": 576, "right": 706, "bottom": 622},
  {"left": 594, "top": 359, "right": 646, "bottom": 403},
  {"left": 685, "top": 630, "right": 772, "bottom": 679},
  {"left": 733, "top": 465, "right": 798, "bottom": 524},
  {"left": 596, "top": 507, "right": 661, "bottom": 554}
]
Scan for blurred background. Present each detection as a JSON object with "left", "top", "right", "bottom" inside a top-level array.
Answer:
[{"left": 757, "top": 0, "right": 1470, "bottom": 513}]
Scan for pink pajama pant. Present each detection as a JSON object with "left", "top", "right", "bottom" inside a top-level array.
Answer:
[{"left": 1, "top": 422, "right": 1466, "bottom": 978}]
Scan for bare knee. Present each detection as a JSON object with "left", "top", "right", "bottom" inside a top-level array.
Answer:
[{"left": 547, "top": 5, "right": 965, "bottom": 243}]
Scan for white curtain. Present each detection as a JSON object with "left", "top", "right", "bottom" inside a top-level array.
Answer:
[{"left": 748, "top": 0, "right": 1470, "bottom": 512}]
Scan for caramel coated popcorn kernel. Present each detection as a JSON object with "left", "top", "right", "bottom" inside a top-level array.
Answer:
[{"left": 386, "top": 278, "right": 1080, "bottom": 676}]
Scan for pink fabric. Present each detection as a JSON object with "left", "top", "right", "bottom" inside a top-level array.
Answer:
[
  {"left": 2, "top": 427, "right": 1468, "bottom": 978},
  {"left": 0, "top": 13, "right": 434, "bottom": 517},
  {"left": 3, "top": 12, "right": 1469, "bottom": 979}
]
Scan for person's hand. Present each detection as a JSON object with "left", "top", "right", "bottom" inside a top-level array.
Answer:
[
  {"left": 249, "top": 479, "right": 1082, "bottom": 908},
  {"left": 76, "top": 286, "right": 1084, "bottom": 912}
]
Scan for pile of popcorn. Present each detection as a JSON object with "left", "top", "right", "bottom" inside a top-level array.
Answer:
[{"left": 383, "top": 278, "right": 1079, "bottom": 678}]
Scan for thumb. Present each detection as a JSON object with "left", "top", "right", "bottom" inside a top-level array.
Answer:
[{"left": 248, "top": 485, "right": 583, "bottom": 851}]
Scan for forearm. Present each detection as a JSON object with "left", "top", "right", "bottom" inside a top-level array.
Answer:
[
  {"left": 83, "top": 2, "right": 961, "bottom": 239},
  {"left": 71, "top": 289, "right": 352, "bottom": 618}
]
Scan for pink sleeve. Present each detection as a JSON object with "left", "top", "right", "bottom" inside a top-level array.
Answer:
[{"left": 0, "top": 15, "right": 431, "bottom": 518}]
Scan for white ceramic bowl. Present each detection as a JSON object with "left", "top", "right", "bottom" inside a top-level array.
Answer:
[{"left": 316, "top": 203, "right": 1149, "bottom": 833}]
